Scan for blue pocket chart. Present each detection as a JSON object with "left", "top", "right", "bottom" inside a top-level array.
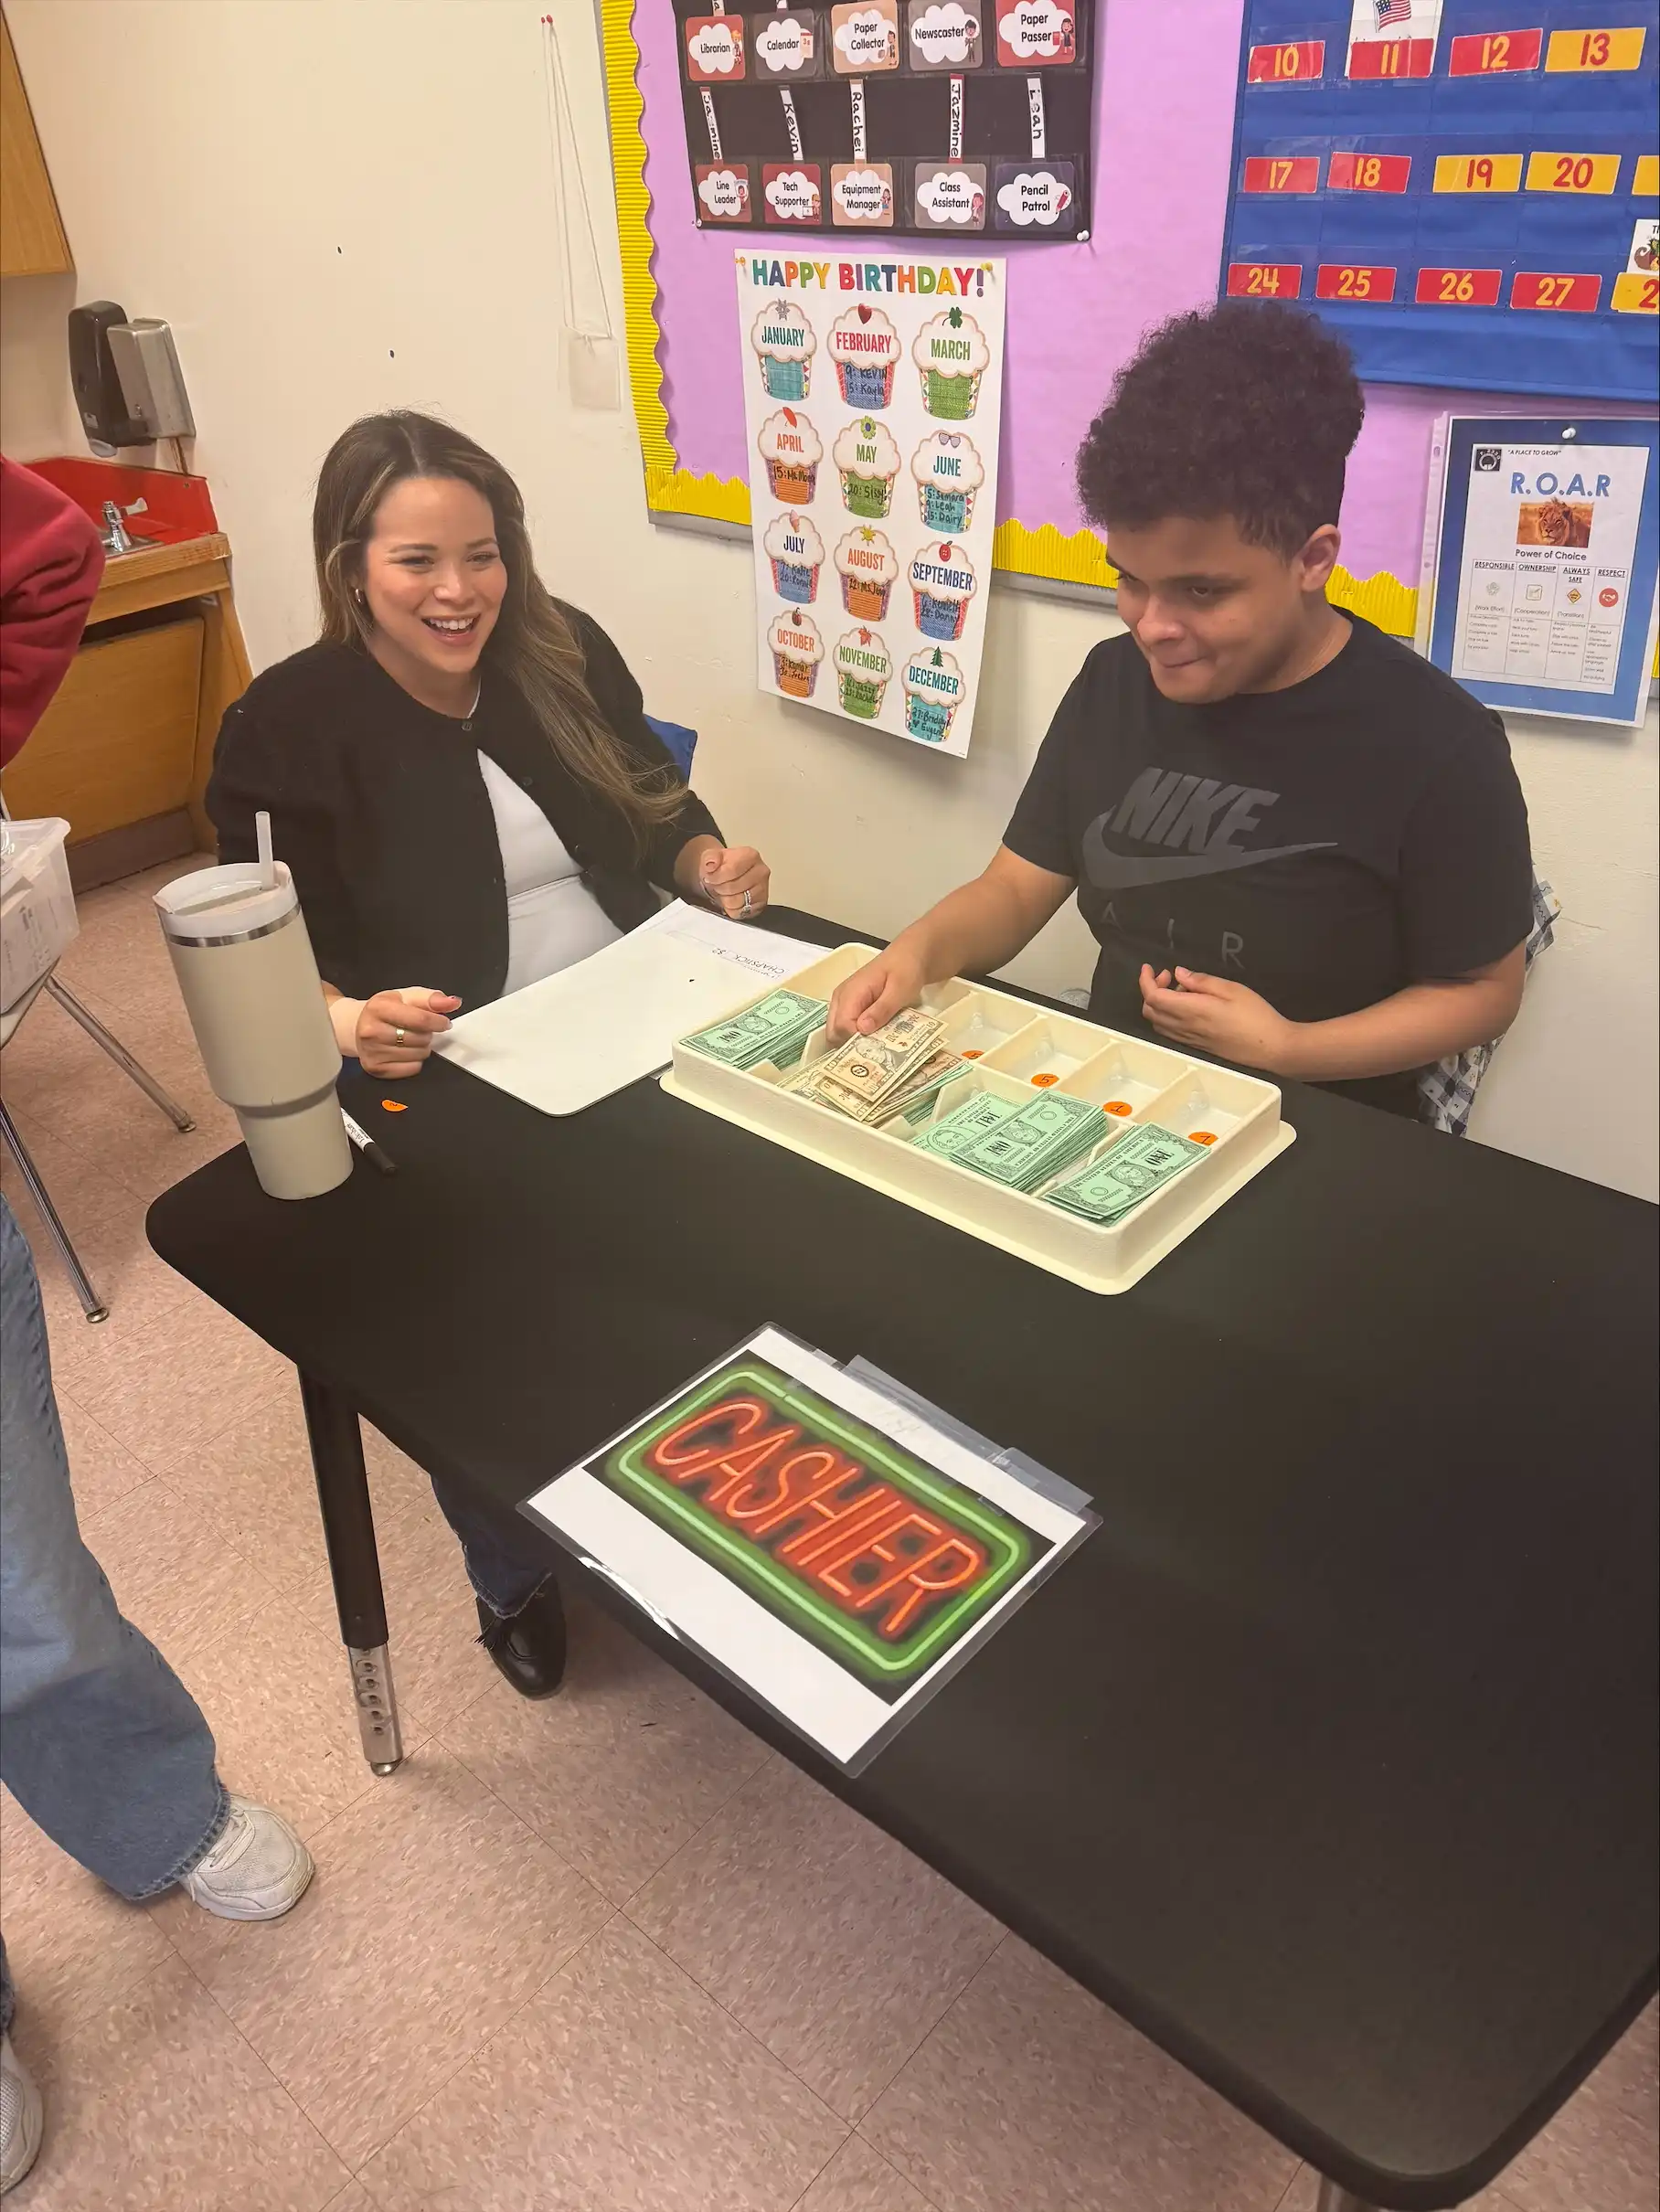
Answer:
[{"left": 1219, "top": 1, "right": 1660, "bottom": 399}]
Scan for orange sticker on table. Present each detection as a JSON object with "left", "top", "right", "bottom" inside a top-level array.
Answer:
[
  {"left": 379, "top": 1099, "right": 410, "bottom": 1111},
  {"left": 1525, "top": 151, "right": 1621, "bottom": 195},
  {"left": 1102, "top": 1100, "right": 1133, "bottom": 1116},
  {"left": 1347, "top": 35, "right": 1435, "bottom": 80},
  {"left": 1247, "top": 37, "right": 1325, "bottom": 82},
  {"left": 1241, "top": 154, "right": 1322, "bottom": 194},
  {"left": 1188, "top": 1131, "right": 1218, "bottom": 1145},
  {"left": 1415, "top": 267, "right": 1504, "bottom": 306},
  {"left": 1316, "top": 263, "right": 1398, "bottom": 302},
  {"left": 1226, "top": 261, "right": 1304, "bottom": 299},
  {"left": 1327, "top": 150, "right": 1411, "bottom": 194},
  {"left": 1510, "top": 271, "right": 1601, "bottom": 312},
  {"left": 1612, "top": 271, "right": 1660, "bottom": 314},
  {"left": 1448, "top": 27, "right": 1544, "bottom": 75},
  {"left": 960, "top": 1048, "right": 984, "bottom": 1058},
  {"left": 1545, "top": 25, "right": 1645, "bottom": 71},
  {"left": 1030, "top": 1072, "right": 1060, "bottom": 1087}
]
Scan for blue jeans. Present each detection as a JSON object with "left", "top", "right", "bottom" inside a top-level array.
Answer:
[
  {"left": 0, "top": 1199, "right": 229, "bottom": 2031},
  {"left": 428, "top": 1465, "right": 555, "bottom": 1620}
]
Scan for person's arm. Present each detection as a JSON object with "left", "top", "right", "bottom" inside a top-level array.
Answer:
[
  {"left": 0, "top": 458, "right": 105, "bottom": 768},
  {"left": 1136, "top": 949, "right": 1526, "bottom": 1079},
  {"left": 568, "top": 606, "right": 772, "bottom": 918},
  {"left": 827, "top": 846, "right": 1074, "bottom": 1038},
  {"left": 208, "top": 689, "right": 457, "bottom": 1076}
]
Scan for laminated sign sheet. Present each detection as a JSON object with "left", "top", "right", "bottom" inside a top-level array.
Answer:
[
  {"left": 521, "top": 1327, "right": 1092, "bottom": 1768},
  {"left": 737, "top": 250, "right": 1007, "bottom": 756}
]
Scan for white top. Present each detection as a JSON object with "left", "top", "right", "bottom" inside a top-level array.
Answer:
[{"left": 475, "top": 752, "right": 622, "bottom": 997}]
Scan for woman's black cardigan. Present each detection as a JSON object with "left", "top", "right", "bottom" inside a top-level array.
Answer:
[{"left": 207, "top": 605, "right": 720, "bottom": 1009}]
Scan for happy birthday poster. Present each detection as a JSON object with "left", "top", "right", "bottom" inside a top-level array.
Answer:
[{"left": 736, "top": 250, "right": 1007, "bottom": 756}]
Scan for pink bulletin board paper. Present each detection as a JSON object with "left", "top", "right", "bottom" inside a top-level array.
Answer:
[{"left": 624, "top": 0, "right": 1655, "bottom": 622}]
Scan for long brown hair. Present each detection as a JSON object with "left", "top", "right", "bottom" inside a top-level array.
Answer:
[{"left": 313, "top": 410, "right": 682, "bottom": 847}]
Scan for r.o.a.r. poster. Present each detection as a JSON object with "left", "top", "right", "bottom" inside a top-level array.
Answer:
[{"left": 737, "top": 251, "right": 1006, "bottom": 758}]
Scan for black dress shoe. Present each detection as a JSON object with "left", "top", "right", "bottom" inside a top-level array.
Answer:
[{"left": 476, "top": 1579, "right": 567, "bottom": 1698}]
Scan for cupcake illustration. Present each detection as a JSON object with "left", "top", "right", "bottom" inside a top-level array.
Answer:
[
  {"left": 829, "top": 303, "right": 901, "bottom": 408},
  {"left": 764, "top": 511, "right": 825, "bottom": 603},
  {"left": 833, "top": 416, "right": 901, "bottom": 517},
  {"left": 834, "top": 526, "right": 899, "bottom": 619},
  {"left": 912, "top": 305, "right": 989, "bottom": 419},
  {"left": 751, "top": 298, "right": 816, "bottom": 400},
  {"left": 902, "top": 644, "right": 964, "bottom": 743},
  {"left": 758, "top": 408, "right": 822, "bottom": 503},
  {"left": 910, "top": 431, "right": 984, "bottom": 531},
  {"left": 910, "top": 539, "right": 976, "bottom": 640},
  {"left": 770, "top": 609, "right": 825, "bottom": 698},
  {"left": 834, "top": 627, "right": 893, "bottom": 719}
]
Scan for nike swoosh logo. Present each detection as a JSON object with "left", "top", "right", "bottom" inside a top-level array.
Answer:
[{"left": 1083, "top": 829, "right": 1337, "bottom": 890}]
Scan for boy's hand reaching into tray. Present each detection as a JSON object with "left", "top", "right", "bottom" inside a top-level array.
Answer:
[{"left": 828, "top": 946, "right": 928, "bottom": 1043}]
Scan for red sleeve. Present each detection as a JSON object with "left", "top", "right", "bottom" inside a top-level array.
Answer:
[{"left": 0, "top": 458, "right": 106, "bottom": 769}]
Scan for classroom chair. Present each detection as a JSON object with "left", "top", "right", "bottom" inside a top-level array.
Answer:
[
  {"left": 1418, "top": 870, "right": 1559, "bottom": 1135},
  {"left": 0, "top": 822, "right": 197, "bottom": 1324},
  {"left": 644, "top": 715, "right": 697, "bottom": 775}
]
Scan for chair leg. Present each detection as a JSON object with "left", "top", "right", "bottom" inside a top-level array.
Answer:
[
  {"left": 0, "top": 1102, "right": 108, "bottom": 1322},
  {"left": 45, "top": 979, "right": 195, "bottom": 1132}
]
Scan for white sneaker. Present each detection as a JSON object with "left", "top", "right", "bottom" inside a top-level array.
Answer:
[
  {"left": 178, "top": 1795, "right": 314, "bottom": 1921},
  {"left": 0, "top": 2033, "right": 42, "bottom": 2196}
]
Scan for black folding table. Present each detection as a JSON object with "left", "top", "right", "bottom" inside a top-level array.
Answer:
[{"left": 147, "top": 909, "right": 1658, "bottom": 2212}]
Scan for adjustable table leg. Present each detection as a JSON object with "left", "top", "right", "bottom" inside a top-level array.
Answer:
[{"left": 298, "top": 1371, "right": 402, "bottom": 1773}]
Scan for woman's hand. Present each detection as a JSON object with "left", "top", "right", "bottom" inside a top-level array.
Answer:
[
  {"left": 332, "top": 986, "right": 462, "bottom": 1077},
  {"left": 678, "top": 835, "right": 771, "bottom": 920}
]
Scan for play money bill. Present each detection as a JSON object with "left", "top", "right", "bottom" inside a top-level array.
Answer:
[
  {"left": 684, "top": 989, "right": 825, "bottom": 1069},
  {"left": 911, "top": 1091, "right": 1021, "bottom": 1161},
  {"left": 1045, "top": 1126, "right": 1208, "bottom": 1221}
]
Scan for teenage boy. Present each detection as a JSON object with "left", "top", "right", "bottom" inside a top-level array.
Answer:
[{"left": 829, "top": 303, "right": 1534, "bottom": 1117}]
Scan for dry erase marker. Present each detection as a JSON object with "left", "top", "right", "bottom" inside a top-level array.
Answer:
[{"left": 341, "top": 1110, "right": 397, "bottom": 1175}]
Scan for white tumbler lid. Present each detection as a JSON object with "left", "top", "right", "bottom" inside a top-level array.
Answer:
[{"left": 154, "top": 861, "right": 298, "bottom": 944}]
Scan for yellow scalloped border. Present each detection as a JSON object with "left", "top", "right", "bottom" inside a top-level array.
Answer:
[{"left": 600, "top": 2, "right": 1421, "bottom": 634}]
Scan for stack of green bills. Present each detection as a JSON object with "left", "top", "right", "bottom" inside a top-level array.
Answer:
[
  {"left": 913, "top": 1090, "right": 1103, "bottom": 1193},
  {"left": 682, "top": 988, "right": 826, "bottom": 1071},
  {"left": 785, "top": 1006, "right": 963, "bottom": 1125},
  {"left": 1044, "top": 1125, "right": 1208, "bottom": 1224}
]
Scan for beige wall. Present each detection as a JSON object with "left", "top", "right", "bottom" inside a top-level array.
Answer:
[{"left": 4, "top": 0, "right": 1655, "bottom": 1200}]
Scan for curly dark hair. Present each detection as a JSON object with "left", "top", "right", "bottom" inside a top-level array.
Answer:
[{"left": 1075, "top": 302, "right": 1364, "bottom": 557}]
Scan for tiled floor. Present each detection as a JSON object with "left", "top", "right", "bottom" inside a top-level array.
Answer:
[{"left": 1, "top": 863, "right": 1655, "bottom": 2210}]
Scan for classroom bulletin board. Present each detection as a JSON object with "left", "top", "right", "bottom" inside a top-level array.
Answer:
[{"left": 601, "top": 0, "right": 1660, "bottom": 636}]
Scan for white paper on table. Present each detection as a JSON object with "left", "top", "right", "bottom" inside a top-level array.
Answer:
[
  {"left": 432, "top": 901, "right": 827, "bottom": 1117},
  {"left": 520, "top": 1325, "right": 1095, "bottom": 1770}
]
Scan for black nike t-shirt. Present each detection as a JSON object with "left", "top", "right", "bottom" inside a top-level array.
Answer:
[{"left": 1004, "top": 615, "right": 1533, "bottom": 1117}]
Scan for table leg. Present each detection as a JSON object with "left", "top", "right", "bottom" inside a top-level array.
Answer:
[
  {"left": 298, "top": 1372, "right": 403, "bottom": 1774},
  {"left": 1314, "top": 2180, "right": 1380, "bottom": 2212}
]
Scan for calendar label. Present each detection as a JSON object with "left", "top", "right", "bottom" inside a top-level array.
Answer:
[
  {"left": 1246, "top": 38, "right": 1325, "bottom": 82},
  {"left": 1611, "top": 271, "right": 1659, "bottom": 314},
  {"left": 1525, "top": 151, "right": 1622, "bottom": 195},
  {"left": 1347, "top": 36, "right": 1435, "bottom": 80},
  {"left": 1447, "top": 28, "right": 1544, "bottom": 74},
  {"left": 1508, "top": 271, "right": 1601, "bottom": 312},
  {"left": 1433, "top": 154, "right": 1525, "bottom": 193},
  {"left": 1415, "top": 267, "right": 1504, "bottom": 305},
  {"left": 1544, "top": 26, "right": 1645, "bottom": 71},
  {"left": 1240, "top": 154, "right": 1322, "bottom": 194},
  {"left": 1328, "top": 150, "right": 1412, "bottom": 193},
  {"left": 1315, "top": 263, "right": 1398, "bottom": 302},
  {"left": 1225, "top": 261, "right": 1304, "bottom": 298}
]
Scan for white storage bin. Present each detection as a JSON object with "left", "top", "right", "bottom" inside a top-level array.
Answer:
[{"left": 0, "top": 817, "right": 77, "bottom": 1016}]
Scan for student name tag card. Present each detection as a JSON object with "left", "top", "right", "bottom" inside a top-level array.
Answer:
[
  {"left": 519, "top": 1326, "right": 1094, "bottom": 1770},
  {"left": 737, "top": 250, "right": 1006, "bottom": 755}
]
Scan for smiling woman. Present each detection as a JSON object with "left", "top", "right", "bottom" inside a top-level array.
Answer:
[{"left": 204, "top": 411, "right": 775, "bottom": 1693}]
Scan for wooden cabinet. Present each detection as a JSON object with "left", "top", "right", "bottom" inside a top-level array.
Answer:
[
  {"left": 1, "top": 10, "right": 71, "bottom": 276},
  {"left": 3, "top": 618, "right": 205, "bottom": 843}
]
